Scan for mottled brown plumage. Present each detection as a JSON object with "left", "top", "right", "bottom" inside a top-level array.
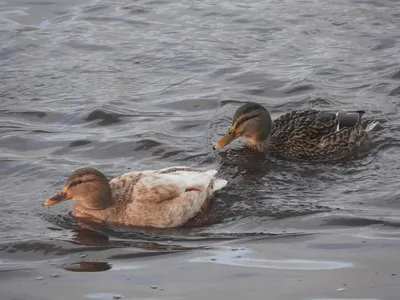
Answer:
[
  {"left": 43, "top": 167, "right": 227, "bottom": 228},
  {"left": 214, "top": 102, "right": 378, "bottom": 161}
]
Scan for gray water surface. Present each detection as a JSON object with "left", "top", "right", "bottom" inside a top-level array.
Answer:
[{"left": 1, "top": 0, "right": 400, "bottom": 299}]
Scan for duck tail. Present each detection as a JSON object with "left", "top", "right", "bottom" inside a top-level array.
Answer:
[
  {"left": 211, "top": 178, "right": 228, "bottom": 192},
  {"left": 348, "top": 110, "right": 379, "bottom": 132},
  {"left": 362, "top": 119, "right": 379, "bottom": 132},
  {"left": 194, "top": 169, "right": 227, "bottom": 193}
]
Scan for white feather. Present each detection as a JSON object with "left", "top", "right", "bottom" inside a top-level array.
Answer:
[
  {"left": 152, "top": 169, "right": 220, "bottom": 192},
  {"left": 335, "top": 112, "right": 340, "bottom": 132},
  {"left": 365, "top": 121, "right": 379, "bottom": 132},
  {"left": 213, "top": 178, "right": 228, "bottom": 192}
]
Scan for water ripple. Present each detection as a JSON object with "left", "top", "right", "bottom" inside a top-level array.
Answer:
[{"left": 0, "top": 0, "right": 399, "bottom": 258}]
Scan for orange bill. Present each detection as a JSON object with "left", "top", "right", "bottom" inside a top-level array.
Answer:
[
  {"left": 214, "top": 129, "right": 238, "bottom": 149},
  {"left": 43, "top": 188, "right": 72, "bottom": 206}
]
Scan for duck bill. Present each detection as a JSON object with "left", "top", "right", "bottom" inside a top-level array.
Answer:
[
  {"left": 43, "top": 188, "right": 72, "bottom": 206},
  {"left": 214, "top": 131, "right": 237, "bottom": 149}
]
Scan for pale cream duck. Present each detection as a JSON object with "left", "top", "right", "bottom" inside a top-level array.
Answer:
[{"left": 43, "top": 167, "right": 227, "bottom": 228}]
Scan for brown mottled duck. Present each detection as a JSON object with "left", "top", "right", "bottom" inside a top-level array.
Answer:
[
  {"left": 43, "top": 167, "right": 227, "bottom": 228},
  {"left": 213, "top": 102, "right": 378, "bottom": 161}
]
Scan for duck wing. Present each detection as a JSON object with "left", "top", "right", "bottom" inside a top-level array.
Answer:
[
  {"left": 137, "top": 169, "right": 223, "bottom": 202},
  {"left": 111, "top": 167, "right": 227, "bottom": 204},
  {"left": 272, "top": 110, "right": 366, "bottom": 142},
  {"left": 110, "top": 167, "right": 227, "bottom": 227}
]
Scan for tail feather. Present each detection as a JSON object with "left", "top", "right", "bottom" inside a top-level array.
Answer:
[
  {"left": 362, "top": 119, "right": 379, "bottom": 132},
  {"left": 212, "top": 178, "right": 228, "bottom": 192},
  {"left": 202, "top": 170, "right": 227, "bottom": 192}
]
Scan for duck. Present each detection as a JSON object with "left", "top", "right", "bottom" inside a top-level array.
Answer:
[
  {"left": 43, "top": 166, "right": 227, "bottom": 228},
  {"left": 213, "top": 102, "right": 378, "bottom": 161}
]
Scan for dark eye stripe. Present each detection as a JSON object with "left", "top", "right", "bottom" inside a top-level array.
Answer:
[
  {"left": 234, "top": 113, "right": 260, "bottom": 129},
  {"left": 69, "top": 178, "right": 96, "bottom": 188}
]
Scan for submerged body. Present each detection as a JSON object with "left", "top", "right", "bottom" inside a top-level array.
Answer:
[
  {"left": 214, "top": 102, "right": 378, "bottom": 161},
  {"left": 43, "top": 167, "right": 227, "bottom": 228}
]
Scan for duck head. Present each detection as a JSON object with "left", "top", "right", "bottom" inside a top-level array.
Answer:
[
  {"left": 214, "top": 102, "right": 272, "bottom": 150},
  {"left": 43, "top": 168, "right": 112, "bottom": 210}
]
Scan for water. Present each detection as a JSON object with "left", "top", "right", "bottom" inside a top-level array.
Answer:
[{"left": 1, "top": 0, "right": 400, "bottom": 299}]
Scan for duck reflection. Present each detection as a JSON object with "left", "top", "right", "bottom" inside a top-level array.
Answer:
[{"left": 62, "top": 261, "right": 112, "bottom": 272}]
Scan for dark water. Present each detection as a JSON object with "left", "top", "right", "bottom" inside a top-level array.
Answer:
[{"left": 1, "top": 0, "right": 400, "bottom": 298}]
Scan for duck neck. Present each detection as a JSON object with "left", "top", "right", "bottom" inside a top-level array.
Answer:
[
  {"left": 246, "top": 134, "right": 272, "bottom": 152},
  {"left": 76, "top": 186, "right": 114, "bottom": 211}
]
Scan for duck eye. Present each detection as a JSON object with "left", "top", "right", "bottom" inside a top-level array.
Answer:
[{"left": 76, "top": 180, "right": 83, "bottom": 184}]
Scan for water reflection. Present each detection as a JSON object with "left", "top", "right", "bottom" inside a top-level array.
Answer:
[
  {"left": 62, "top": 261, "right": 112, "bottom": 272},
  {"left": 0, "top": 0, "right": 399, "bottom": 290}
]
